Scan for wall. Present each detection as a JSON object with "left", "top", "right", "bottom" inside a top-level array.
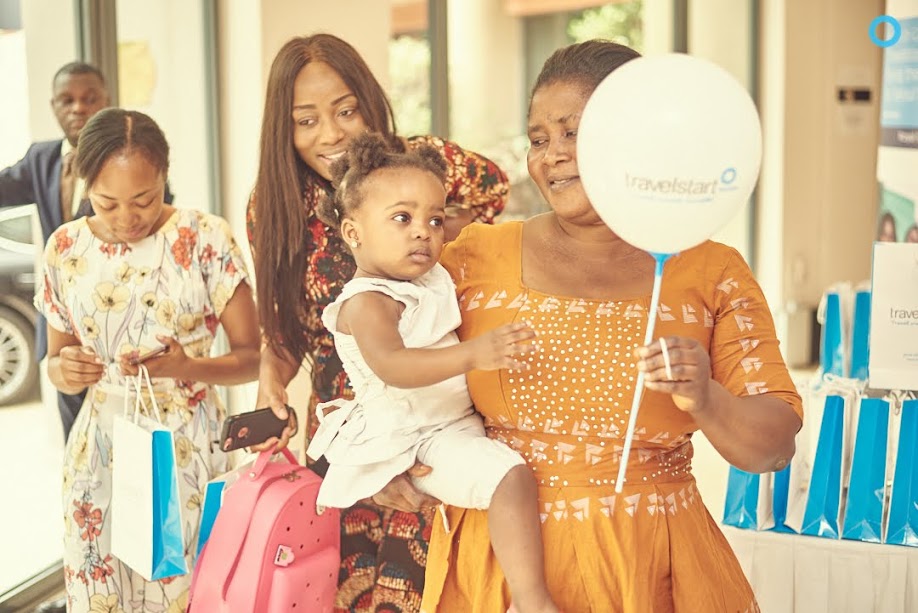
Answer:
[
  {"left": 20, "top": 0, "right": 78, "bottom": 142},
  {"left": 642, "top": 0, "right": 674, "bottom": 55},
  {"left": 116, "top": 0, "right": 213, "bottom": 214},
  {"left": 689, "top": 0, "right": 756, "bottom": 261},
  {"left": 752, "top": 0, "right": 883, "bottom": 369},
  {"left": 447, "top": 0, "right": 525, "bottom": 153},
  {"left": 780, "top": 0, "right": 882, "bottom": 309},
  {"left": 0, "top": 29, "right": 31, "bottom": 166}
]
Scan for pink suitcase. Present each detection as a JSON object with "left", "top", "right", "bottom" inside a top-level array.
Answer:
[{"left": 187, "top": 448, "right": 340, "bottom": 612}]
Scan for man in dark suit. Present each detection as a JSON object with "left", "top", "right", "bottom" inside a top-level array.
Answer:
[{"left": 0, "top": 62, "right": 172, "bottom": 441}]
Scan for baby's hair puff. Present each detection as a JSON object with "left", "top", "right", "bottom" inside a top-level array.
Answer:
[{"left": 317, "top": 132, "right": 447, "bottom": 230}]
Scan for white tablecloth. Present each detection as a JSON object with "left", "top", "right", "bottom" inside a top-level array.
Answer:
[{"left": 723, "top": 526, "right": 918, "bottom": 613}]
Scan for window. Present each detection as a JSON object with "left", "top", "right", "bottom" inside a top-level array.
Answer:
[
  {"left": 0, "top": 2, "right": 76, "bottom": 601},
  {"left": 389, "top": 2, "right": 433, "bottom": 137},
  {"left": 0, "top": 205, "right": 38, "bottom": 252}
]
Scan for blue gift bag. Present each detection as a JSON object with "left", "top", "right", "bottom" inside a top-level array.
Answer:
[
  {"left": 887, "top": 399, "right": 918, "bottom": 546},
  {"left": 820, "top": 291, "right": 846, "bottom": 377},
  {"left": 850, "top": 289, "right": 871, "bottom": 381},
  {"left": 152, "top": 430, "right": 188, "bottom": 580},
  {"left": 196, "top": 480, "right": 226, "bottom": 558},
  {"left": 723, "top": 467, "right": 761, "bottom": 530},
  {"left": 841, "top": 398, "right": 889, "bottom": 542},
  {"left": 769, "top": 465, "right": 795, "bottom": 533},
  {"left": 801, "top": 395, "right": 845, "bottom": 538},
  {"left": 723, "top": 467, "right": 778, "bottom": 530}
]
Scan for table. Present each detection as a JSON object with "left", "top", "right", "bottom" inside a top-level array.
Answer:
[{"left": 723, "top": 526, "right": 918, "bottom": 613}]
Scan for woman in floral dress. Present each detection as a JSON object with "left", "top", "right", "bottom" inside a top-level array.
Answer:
[
  {"left": 37, "top": 108, "right": 260, "bottom": 612},
  {"left": 246, "top": 35, "right": 509, "bottom": 612}
]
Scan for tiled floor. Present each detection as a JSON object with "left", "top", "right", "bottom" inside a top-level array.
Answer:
[{"left": 0, "top": 399, "right": 64, "bottom": 595}]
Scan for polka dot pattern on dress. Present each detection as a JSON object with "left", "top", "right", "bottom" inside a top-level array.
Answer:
[{"left": 488, "top": 292, "right": 702, "bottom": 487}]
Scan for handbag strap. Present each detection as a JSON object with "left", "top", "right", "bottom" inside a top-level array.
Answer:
[
  {"left": 201, "top": 448, "right": 301, "bottom": 601},
  {"left": 251, "top": 446, "right": 298, "bottom": 478}
]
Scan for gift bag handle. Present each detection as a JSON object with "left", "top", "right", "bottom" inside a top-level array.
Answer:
[{"left": 122, "top": 364, "right": 164, "bottom": 424}]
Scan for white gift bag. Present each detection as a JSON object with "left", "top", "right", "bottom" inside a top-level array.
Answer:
[
  {"left": 868, "top": 242, "right": 918, "bottom": 391},
  {"left": 111, "top": 366, "right": 188, "bottom": 581}
]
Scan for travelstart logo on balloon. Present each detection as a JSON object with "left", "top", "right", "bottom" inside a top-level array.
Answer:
[
  {"left": 577, "top": 53, "right": 762, "bottom": 256},
  {"left": 624, "top": 167, "right": 739, "bottom": 202}
]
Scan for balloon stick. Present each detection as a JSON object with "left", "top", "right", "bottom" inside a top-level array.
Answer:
[{"left": 615, "top": 251, "right": 672, "bottom": 494}]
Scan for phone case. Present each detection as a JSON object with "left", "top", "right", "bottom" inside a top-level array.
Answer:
[
  {"left": 132, "top": 344, "right": 168, "bottom": 365},
  {"left": 220, "top": 407, "right": 295, "bottom": 452}
]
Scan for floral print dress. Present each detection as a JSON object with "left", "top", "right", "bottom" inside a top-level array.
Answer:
[{"left": 36, "top": 208, "right": 249, "bottom": 613}]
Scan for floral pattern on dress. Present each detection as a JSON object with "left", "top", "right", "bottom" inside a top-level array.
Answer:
[{"left": 36, "top": 207, "right": 249, "bottom": 612}]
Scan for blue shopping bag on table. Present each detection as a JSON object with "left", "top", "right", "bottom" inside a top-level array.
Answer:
[
  {"left": 841, "top": 398, "right": 889, "bottom": 542},
  {"left": 724, "top": 467, "right": 761, "bottom": 529},
  {"left": 111, "top": 367, "right": 188, "bottom": 581},
  {"left": 886, "top": 399, "right": 918, "bottom": 546},
  {"left": 850, "top": 287, "right": 871, "bottom": 381},
  {"left": 818, "top": 287, "right": 849, "bottom": 377},
  {"left": 800, "top": 395, "right": 846, "bottom": 538},
  {"left": 786, "top": 376, "right": 862, "bottom": 533},
  {"left": 769, "top": 465, "right": 795, "bottom": 533},
  {"left": 723, "top": 468, "right": 775, "bottom": 530}
]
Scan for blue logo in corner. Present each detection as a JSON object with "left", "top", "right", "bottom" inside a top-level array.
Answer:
[
  {"left": 720, "top": 167, "right": 737, "bottom": 185},
  {"left": 869, "top": 15, "right": 902, "bottom": 48}
]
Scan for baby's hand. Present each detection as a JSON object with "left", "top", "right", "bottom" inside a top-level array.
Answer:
[{"left": 470, "top": 322, "right": 537, "bottom": 371}]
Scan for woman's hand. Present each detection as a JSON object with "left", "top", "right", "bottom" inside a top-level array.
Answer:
[
  {"left": 470, "top": 322, "right": 537, "bottom": 371},
  {"left": 369, "top": 463, "right": 441, "bottom": 512},
  {"left": 56, "top": 345, "right": 105, "bottom": 391},
  {"left": 636, "top": 336, "right": 714, "bottom": 414},
  {"left": 248, "top": 374, "right": 295, "bottom": 453},
  {"left": 120, "top": 336, "right": 190, "bottom": 379}
]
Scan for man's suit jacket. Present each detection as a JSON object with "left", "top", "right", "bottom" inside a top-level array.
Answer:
[
  {"left": 0, "top": 139, "right": 74, "bottom": 244},
  {"left": 0, "top": 139, "right": 174, "bottom": 358}
]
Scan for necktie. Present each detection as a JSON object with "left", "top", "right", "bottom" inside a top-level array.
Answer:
[{"left": 60, "top": 150, "right": 76, "bottom": 223}]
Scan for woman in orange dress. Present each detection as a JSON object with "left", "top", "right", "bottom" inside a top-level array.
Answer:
[{"left": 370, "top": 40, "right": 803, "bottom": 612}]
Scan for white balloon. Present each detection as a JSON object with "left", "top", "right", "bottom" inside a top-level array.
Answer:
[{"left": 577, "top": 53, "right": 762, "bottom": 255}]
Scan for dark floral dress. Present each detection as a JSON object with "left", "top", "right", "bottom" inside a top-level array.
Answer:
[{"left": 247, "top": 135, "right": 508, "bottom": 612}]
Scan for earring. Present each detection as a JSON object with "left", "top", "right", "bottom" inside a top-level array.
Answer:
[{"left": 350, "top": 240, "right": 359, "bottom": 248}]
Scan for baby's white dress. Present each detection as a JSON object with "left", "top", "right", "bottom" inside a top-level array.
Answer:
[{"left": 306, "top": 263, "right": 523, "bottom": 509}]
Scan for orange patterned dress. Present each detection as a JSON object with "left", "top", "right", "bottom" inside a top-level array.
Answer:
[{"left": 422, "top": 222, "right": 803, "bottom": 613}]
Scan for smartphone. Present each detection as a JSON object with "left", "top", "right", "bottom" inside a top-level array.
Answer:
[
  {"left": 129, "top": 344, "right": 168, "bottom": 365},
  {"left": 220, "top": 407, "right": 296, "bottom": 452}
]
